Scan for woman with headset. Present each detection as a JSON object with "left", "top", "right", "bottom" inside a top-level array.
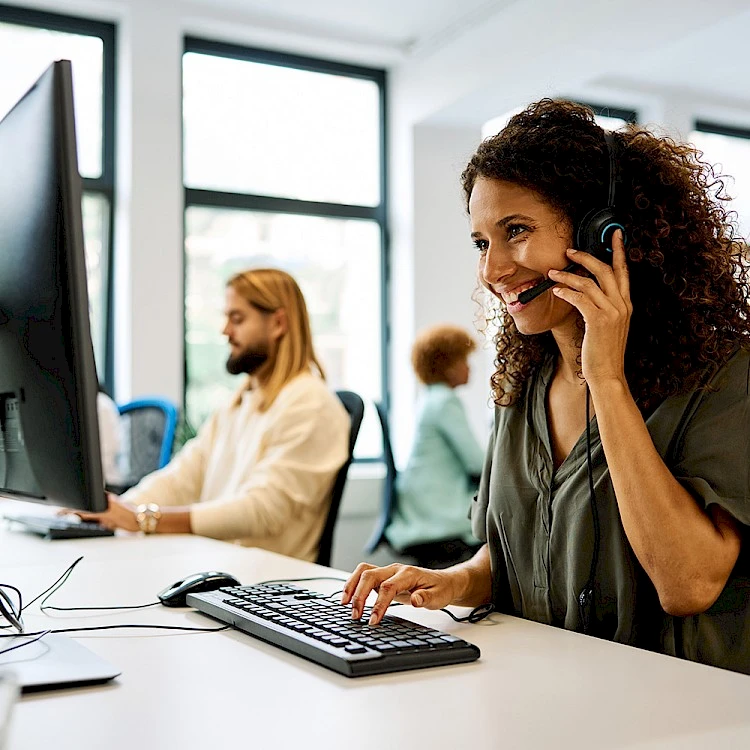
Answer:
[{"left": 343, "top": 99, "right": 750, "bottom": 674}]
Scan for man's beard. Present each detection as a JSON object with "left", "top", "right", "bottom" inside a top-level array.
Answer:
[{"left": 226, "top": 344, "right": 269, "bottom": 375}]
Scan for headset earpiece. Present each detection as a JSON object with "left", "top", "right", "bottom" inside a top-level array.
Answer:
[
  {"left": 575, "top": 207, "right": 625, "bottom": 262},
  {"left": 574, "top": 131, "right": 627, "bottom": 263}
]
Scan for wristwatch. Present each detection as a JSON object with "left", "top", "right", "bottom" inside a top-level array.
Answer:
[{"left": 135, "top": 503, "right": 162, "bottom": 534}]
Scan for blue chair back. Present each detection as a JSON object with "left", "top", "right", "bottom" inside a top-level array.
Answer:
[{"left": 117, "top": 398, "right": 179, "bottom": 490}]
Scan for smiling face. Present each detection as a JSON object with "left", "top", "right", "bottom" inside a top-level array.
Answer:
[{"left": 470, "top": 177, "right": 578, "bottom": 336}]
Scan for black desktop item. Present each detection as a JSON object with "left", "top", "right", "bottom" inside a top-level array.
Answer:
[
  {"left": 158, "top": 571, "right": 241, "bottom": 607},
  {"left": 188, "top": 582, "right": 481, "bottom": 678},
  {"left": 0, "top": 60, "right": 106, "bottom": 516},
  {"left": 0, "top": 61, "right": 120, "bottom": 692},
  {"left": 3, "top": 513, "right": 114, "bottom": 540}
]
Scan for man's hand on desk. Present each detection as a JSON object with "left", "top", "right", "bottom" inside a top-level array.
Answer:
[
  {"left": 69, "top": 493, "right": 140, "bottom": 532},
  {"left": 68, "top": 495, "right": 193, "bottom": 535}
]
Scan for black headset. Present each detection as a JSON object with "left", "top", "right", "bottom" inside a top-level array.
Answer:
[
  {"left": 574, "top": 130, "right": 626, "bottom": 262},
  {"left": 517, "top": 131, "right": 628, "bottom": 306},
  {"left": 576, "top": 130, "right": 629, "bottom": 634}
]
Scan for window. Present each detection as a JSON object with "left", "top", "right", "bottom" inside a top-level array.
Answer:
[
  {"left": 482, "top": 102, "right": 636, "bottom": 139},
  {"left": 183, "top": 39, "right": 387, "bottom": 458},
  {"left": 690, "top": 122, "right": 750, "bottom": 238},
  {"left": 0, "top": 6, "right": 116, "bottom": 387},
  {"left": 581, "top": 103, "right": 638, "bottom": 131}
]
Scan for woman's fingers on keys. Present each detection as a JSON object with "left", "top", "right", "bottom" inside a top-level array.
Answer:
[
  {"left": 341, "top": 562, "right": 377, "bottom": 605},
  {"left": 347, "top": 564, "right": 406, "bottom": 620},
  {"left": 367, "top": 567, "right": 429, "bottom": 625}
]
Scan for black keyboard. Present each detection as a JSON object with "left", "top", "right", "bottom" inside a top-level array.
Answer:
[
  {"left": 187, "top": 582, "right": 480, "bottom": 677},
  {"left": 3, "top": 514, "right": 114, "bottom": 540}
]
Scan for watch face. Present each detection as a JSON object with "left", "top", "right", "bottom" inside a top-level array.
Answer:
[
  {"left": 136, "top": 505, "right": 160, "bottom": 533},
  {"left": 140, "top": 516, "right": 157, "bottom": 533}
]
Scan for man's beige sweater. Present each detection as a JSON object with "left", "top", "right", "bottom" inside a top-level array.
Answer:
[{"left": 122, "top": 374, "right": 350, "bottom": 562}]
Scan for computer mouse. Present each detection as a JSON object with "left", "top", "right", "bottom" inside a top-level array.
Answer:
[{"left": 158, "top": 571, "right": 241, "bottom": 607}]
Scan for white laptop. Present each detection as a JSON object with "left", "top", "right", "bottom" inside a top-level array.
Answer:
[
  {"left": 0, "top": 634, "right": 120, "bottom": 693},
  {"left": 0, "top": 672, "right": 18, "bottom": 750}
]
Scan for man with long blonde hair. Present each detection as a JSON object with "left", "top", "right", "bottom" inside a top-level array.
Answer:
[{"left": 77, "top": 269, "right": 350, "bottom": 562}]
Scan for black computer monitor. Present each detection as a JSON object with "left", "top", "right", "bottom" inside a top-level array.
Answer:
[{"left": 0, "top": 60, "right": 106, "bottom": 513}]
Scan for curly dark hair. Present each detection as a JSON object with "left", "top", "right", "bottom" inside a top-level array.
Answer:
[{"left": 462, "top": 99, "right": 750, "bottom": 413}]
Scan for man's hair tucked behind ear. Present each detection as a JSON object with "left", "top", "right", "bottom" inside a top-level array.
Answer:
[
  {"left": 227, "top": 268, "right": 325, "bottom": 411},
  {"left": 462, "top": 98, "right": 750, "bottom": 414}
]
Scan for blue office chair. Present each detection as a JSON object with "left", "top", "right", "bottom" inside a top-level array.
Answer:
[
  {"left": 116, "top": 398, "right": 179, "bottom": 492},
  {"left": 316, "top": 390, "right": 365, "bottom": 567},
  {"left": 364, "top": 400, "right": 397, "bottom": 555}
]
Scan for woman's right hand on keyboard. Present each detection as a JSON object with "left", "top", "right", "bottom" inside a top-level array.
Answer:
[{"left": 342, "top": 563, "right": 464, "bottom": 626}]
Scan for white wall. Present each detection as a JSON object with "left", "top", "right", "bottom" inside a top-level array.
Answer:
[
  {"left": 387, "top": 118, "right": 495, "bottom": 463},
  {"left": 412, "top": 124, "right": 494, "bottom": 446},
  {"left": 114, "top": 1, "right": 184, "bottom": 403}
]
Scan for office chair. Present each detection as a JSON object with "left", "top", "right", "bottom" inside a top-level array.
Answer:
[
  {"left": 316, "top": 390, "right": 365, "bottom": 567},
  {"left": 115, "top": 398, "right": 179, "bottom": 493},
  {"left": 364, "top": 400, "right": 397, "bottom": 555}
]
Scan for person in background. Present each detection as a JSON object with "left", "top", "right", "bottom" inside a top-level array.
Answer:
[
  {"left": 96, "top": 386, "right": 123, "bottom": 487},
  {"left": 77, "top": 268, "right": 350, "bottom": 563},
  {"left": 385, "top": 324, "right": 485, "bottom": 568},
  {"left": 343, "top": 99, "right": 750, "bottom": 675}
]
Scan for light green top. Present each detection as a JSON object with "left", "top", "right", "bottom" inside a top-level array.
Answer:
[{"left": 386, "top": 383, "right": 485, "bottom": 551}]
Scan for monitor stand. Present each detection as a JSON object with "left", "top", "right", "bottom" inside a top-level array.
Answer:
[{"left": 0, "top": 633, "right": 120, "bottom": 692}]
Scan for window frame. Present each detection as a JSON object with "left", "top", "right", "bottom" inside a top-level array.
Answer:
[
  {"left": 693, "top": 119, "right": 750, "bottom": 238},
  {"left": 578, "top": 102, "right": 638, "bottom": 124},
  {"left": 0, "top": 3, "right": 117, "bottom": 391},
  {"left": 695, "top": 120, "right": 750, "bottom": 141},
  {"left": 182, "top": 37, "right": 389, "bottom": 461}
]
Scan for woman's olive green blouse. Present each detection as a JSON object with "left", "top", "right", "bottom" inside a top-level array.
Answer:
[{"left": 472, "top": 349, "right": 750, "bottom": 674}]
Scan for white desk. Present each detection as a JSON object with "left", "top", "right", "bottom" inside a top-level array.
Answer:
[{"left": 2, "top": 503, "right": 750, "bottom": 750}]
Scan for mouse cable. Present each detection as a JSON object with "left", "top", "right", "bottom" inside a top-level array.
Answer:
[
  {"left": 439, "top": 603, "right": 495, "bottom": 623},
  {"left": 22, "top": 556, "right": 84, "bottom": 610},
  {"left": 20, "top": 556, "right": 160, "bottom": 613},
  {"left": 43, "top": 602, "right": 161, "bottom": 612},
  {"left": 39, "top": 557, "right": 158, "bottom": 612},
  {"left": 45, "top": 575, "right": 351, "bottom": 612}
]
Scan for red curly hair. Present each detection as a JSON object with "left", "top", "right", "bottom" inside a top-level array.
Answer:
[{"left": 411, "top": 325, "right": 477, "bottom": 385}]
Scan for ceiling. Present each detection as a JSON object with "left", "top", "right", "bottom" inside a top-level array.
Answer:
[
  {"left": 182, "top": 0, "right": 516, "bottom": 59},
  {"left": 178, "top": 0, "right": 750, "bottom": 128},
  {"left": 600, "top": 6, "right": 750, "bottom": 107}
]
